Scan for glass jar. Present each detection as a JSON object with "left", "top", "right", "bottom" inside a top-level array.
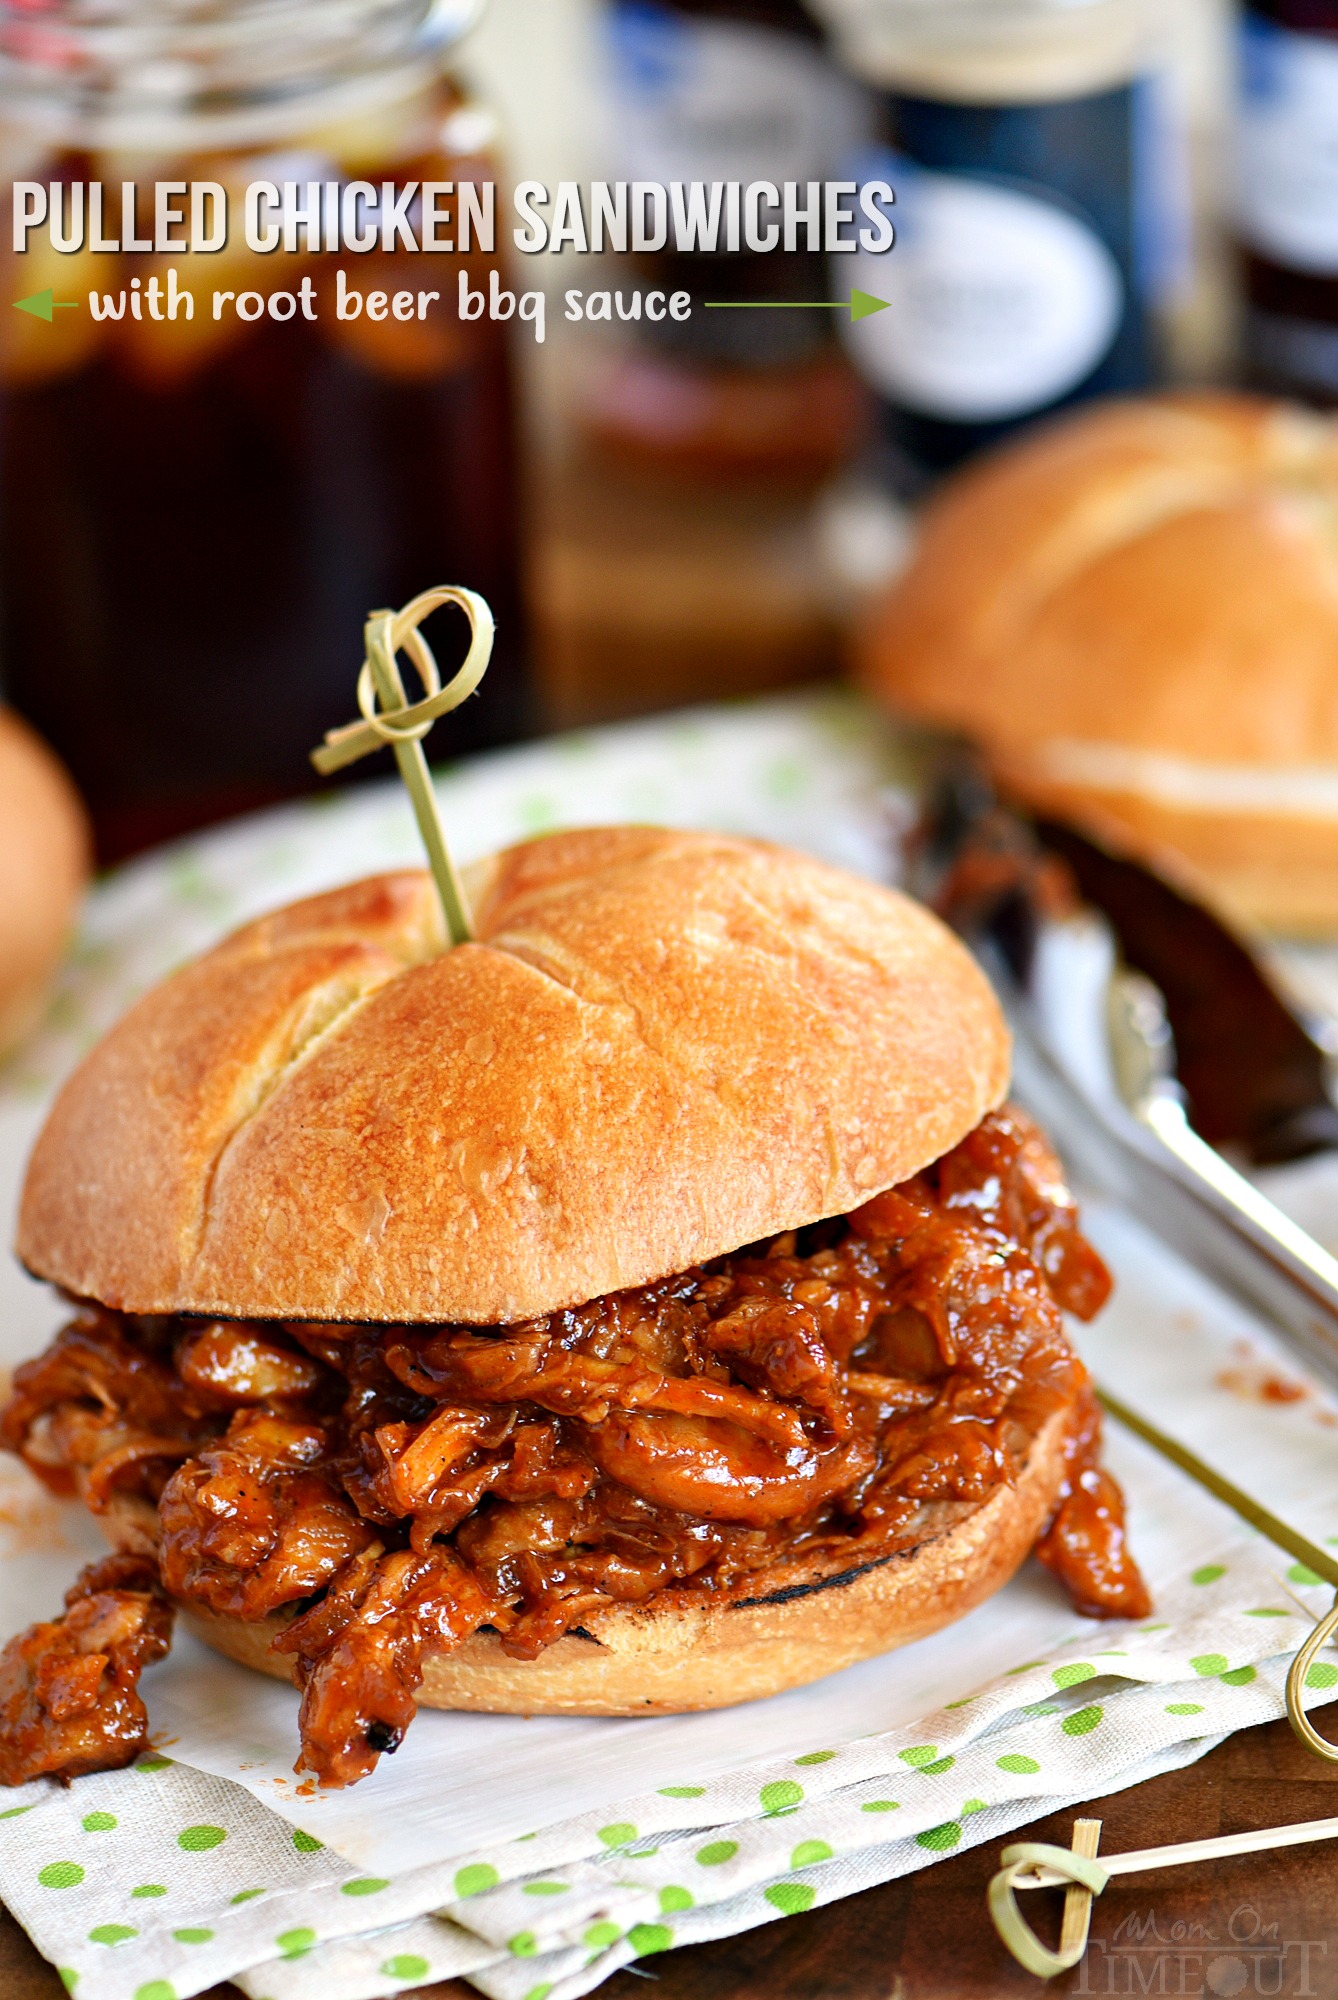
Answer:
[
  {"left": 812, "top": 0, "right": 1174, "bottom": 486},
  {"left": 579, "top": 0, "right": 869, "bottom": 482},
  {"left": 1234, "top": 0, "right": 1338, "bottom": 403},
  {"left": 0, "top": 0, "right": 528, "bottom": 861}
]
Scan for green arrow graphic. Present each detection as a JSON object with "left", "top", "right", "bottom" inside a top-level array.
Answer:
[
  {"left": 702, "top": 289, "right": 890, "bottom": 320},
  {"left": 850, "top": 288, "right": 891, "bottom": 321},
  {"left": 13, "top": 289, "right": 79, "bottom": 322}
]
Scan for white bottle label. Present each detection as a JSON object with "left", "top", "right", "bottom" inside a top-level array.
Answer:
[
  {"left": 603, "top": 1, "right": 861, "bottom": 187},
  {"left": 846, "top": 158, "right": 1123, "bottom": 421},
  {"left": 1236, "top": 16, "right": 1338, "bottom": 275}
]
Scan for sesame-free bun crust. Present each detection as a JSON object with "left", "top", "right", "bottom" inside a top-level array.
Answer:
[
  {"left": 99, "top": 1405, "right": 1068, "bottom": 1713},
  {"left": 18, "top": 827, "right": 1009, "bottom": 1324},
  {"left": 860, "top": 393, "right": 1338, "bottom": 933},
  {"left": 0, "top": 709, "right": 89, "bottom": 1054}
]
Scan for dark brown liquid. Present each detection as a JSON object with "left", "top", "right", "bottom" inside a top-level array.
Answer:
[
  {"left": 1251, "top": 0, "right": 1338, "bottom": 26},
  {"left": 0, "top": 161, "right": 528, "bottom": 863},
  {"left": 1241, "top": 249, "right": 1338, "bottom": 404},
  {"left": 668, "top": 0, "right": 821, "bottom": 33},
  {"left": 1239, "top": 0, "right": 1338, "bottom": 404}
]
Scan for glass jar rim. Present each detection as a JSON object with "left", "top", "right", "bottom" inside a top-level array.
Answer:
[{"left": 0, "top": 0, "right": 482, "bottom": 151}]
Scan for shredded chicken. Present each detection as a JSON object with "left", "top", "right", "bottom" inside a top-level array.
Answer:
[
  {"left": 0, "top": 1105, "right": 1149, "bottom": 1787},
  {"left": 0, "top": 1555, "right": 173, "bottom": 1785}
]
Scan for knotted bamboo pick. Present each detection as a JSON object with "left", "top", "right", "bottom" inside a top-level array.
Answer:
[
  {"left": 989, "top": 1384, "right": 1338, "bottom": 1978},
  {"left": 311, "top": 586, "right": 495, "bottom": 945},
  {"left": 990, "top": 1813, "right": 1338, "bottom": 1977}
]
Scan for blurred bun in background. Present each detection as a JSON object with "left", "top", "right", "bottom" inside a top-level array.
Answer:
[
  {"left": 0, "top": 710, "right": 88, "bottom": 1053},
  {"left": 860, "top": 392, "right": 1338, "bottom": 935}
]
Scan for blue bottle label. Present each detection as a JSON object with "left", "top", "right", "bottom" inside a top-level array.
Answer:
[
  {"left": 846, "top": 147, "right": 1124, "bottom": 420},
  {"left": 843, "top": 79, "right": 1158, "bottom": 450}
]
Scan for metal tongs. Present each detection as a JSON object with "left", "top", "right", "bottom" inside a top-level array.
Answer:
[
  {"left": 908, "top": 756, "right": 1338, "bottom": 1403},
  {"left": 909, "top": 763, "right": 1338, "bottom": 1967}
]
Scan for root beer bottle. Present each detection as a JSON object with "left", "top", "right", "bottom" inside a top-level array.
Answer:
[
  {"left": 814, "top": 0, "right": 1171, "bottom": 486},
  {"left": 1235, "top": 0, "right": 1338, "bottom": 402},
  {"left": 0, "top": 0, "right": 528, "bottom": 862}
]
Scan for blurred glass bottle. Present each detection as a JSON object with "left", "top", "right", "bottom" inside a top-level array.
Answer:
[
  {"left": 0, "top": 0, "right": 527, "bottom": 862},
  {"left": 534, "top": 0, "right": 869, "bottom": 731},
  {"left": 813, "top": 0, "right": 1177, "bottom": 487},
  {"left": 581, "top": 0, "right": 868, "bottom": 481},
  {"left": 1235, "top": 0, "right": 1338, "bottom": 402}
]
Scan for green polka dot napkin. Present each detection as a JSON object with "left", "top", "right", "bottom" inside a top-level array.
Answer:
[
  {"left": 3, "top": 1595, "right": 1335, "bottom": 2000},
  {"left": 4, "top": 692, "right": 1338, "bottom": 2000}
]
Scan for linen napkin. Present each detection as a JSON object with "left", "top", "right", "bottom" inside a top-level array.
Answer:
[
  {"left": 3, "top": 692, "right": 1337, "bottom": 2000},
  {"left": 3, "top": 1503, "right": 1335, "bottom": 2000}
]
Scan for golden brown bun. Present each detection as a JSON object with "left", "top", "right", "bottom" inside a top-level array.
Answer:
[
  {"left": 18, "top": 827, "right": 1008, "bottom": 1324},
  {"left": 0, "top": 710, "right": 89, "bottom": 1053},
  {"left": 98, "top": 1405, "right": 1068, "bottom": 1713},
  {"left": 860, "top": 392, "right": 1338, "bottom": 933}
]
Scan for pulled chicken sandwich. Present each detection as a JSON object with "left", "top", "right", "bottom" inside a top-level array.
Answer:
[{"left": 0, "top": 827, "right": 1148, "bottom": 1789}]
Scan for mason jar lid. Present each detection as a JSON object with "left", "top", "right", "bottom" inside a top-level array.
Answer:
[
  {"left": 809, "top": 0, "right": 1154, "bottom": 103},
  {"left": 0, "top": 0, "right": 482, "bottom": 151}
]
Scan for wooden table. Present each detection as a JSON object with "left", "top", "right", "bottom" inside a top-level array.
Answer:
[{"left": 5, "top": 1714, "right": 1337, "bottom": 2000}]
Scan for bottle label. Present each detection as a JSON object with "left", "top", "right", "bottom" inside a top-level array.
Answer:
[
  {"left": 603, "top": 0, "right": 861, "bottom": 186},
  {"left": 1237, "top": 13, "right": 1338, "bottom": 275},
  {"left": 846, "top": 152, "right": 1124, "bottom": 421}
]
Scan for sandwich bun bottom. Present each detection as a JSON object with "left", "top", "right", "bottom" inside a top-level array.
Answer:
[
  {"left": 995, "top": 755, "right": 1338, "bottom": 937},
  {"left": 100, "top": 1405, "right": 1069, "bottom": 1714}
]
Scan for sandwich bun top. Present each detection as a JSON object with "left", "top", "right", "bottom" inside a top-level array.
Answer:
[
  {"left": 859, "top": 392, "right": 1338, "bottom": 930},
  {"left": 0, "top": 708, "right": 89, "bottom": 1055},
  {"left": 17, "top": 825, "right": 1009, "bottom": 1324}
]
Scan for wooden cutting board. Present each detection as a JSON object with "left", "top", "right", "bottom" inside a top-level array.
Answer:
[{"left": 3, "top": 1713, "right": 1335, "bottom": 2000}]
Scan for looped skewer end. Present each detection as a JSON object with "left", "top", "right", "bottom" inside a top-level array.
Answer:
[
  {"left": 310, "top": 585, "right": 495, "bottom": 947},
  {"left": 988, "top": 1807, "right": 1338, "bottom": 1979},
  {"left": 1286, "top": 1589, "right": 1338, "bottom": 1762},
  {"left": 989, "top": 1821, "right": 1106, "bottom": 1979},
  {"left": 314, "top": 587, "right": 495, "bottom": 771}
]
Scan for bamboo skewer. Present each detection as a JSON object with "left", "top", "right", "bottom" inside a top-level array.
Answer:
[{"left": 311, "top": 585, "right": 494, "bottom": 946}]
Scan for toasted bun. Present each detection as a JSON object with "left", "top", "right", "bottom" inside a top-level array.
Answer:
[
  {"left": 97, "top": 1403, "right": 1068, "bottom": 1713},
  {"left": 0, "top": 710, "right": 89, "bottom": 1054},
  {"left": 17, "top": 826, "right": 1008, "bottom": 1324},
  {"left": 860, "top": 392, "right": 1338, "bottom": 933}
]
